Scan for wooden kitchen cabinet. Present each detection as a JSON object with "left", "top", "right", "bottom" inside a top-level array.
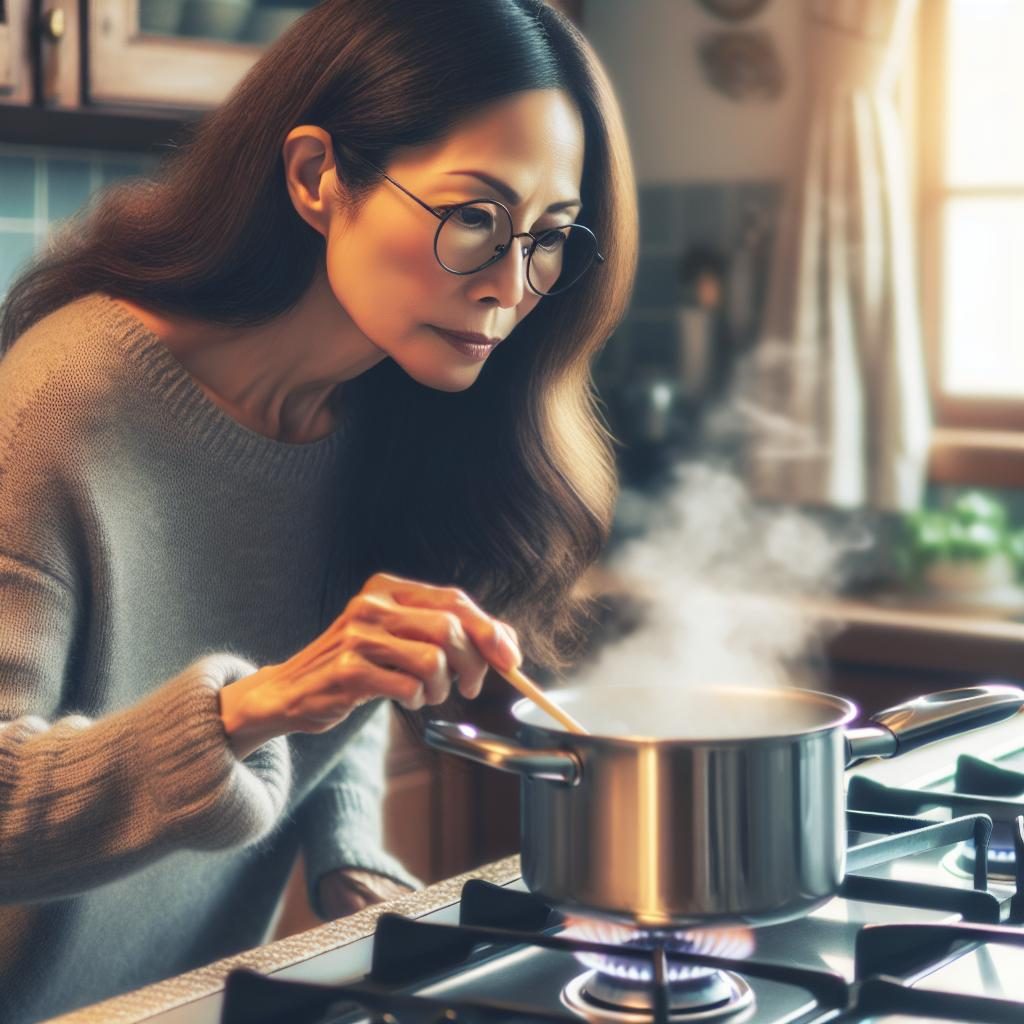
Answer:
[
  {"left": 274, "top": 726, "right": 493, "bottom": 934},
  {"left": 2, "top": 0, "right": 316, "bottom": 112},
  {"left": 0, "top": 0, "right": 278, "bottom": 148},
  {"left": 0, "top": 0, "right": 33, "bottom": 106},
  {"left": 86, "top": 0, "right": 321, "bottom": 110},
  {"left": 272, "top": 691, "right": 520, "bottom": 941},
  {"left": 0, "top": 0, "right": 585, "bottom": 148},
  {"left": 383, "top": 688, "right": 520, "bottom": 885}
]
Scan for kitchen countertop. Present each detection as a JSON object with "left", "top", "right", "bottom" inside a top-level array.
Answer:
[
  {"left": 810, "top": 592, "right": 1024, "bottom": 678},
  {"left": 48, "top": 855, "right": 522, "bottom": 1024}
]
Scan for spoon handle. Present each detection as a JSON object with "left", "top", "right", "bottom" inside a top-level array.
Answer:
[{"left": 497, "top": 664, "right": 588, "bottom": 735}]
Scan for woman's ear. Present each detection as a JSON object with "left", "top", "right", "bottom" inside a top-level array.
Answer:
[{"left": 282, "top": 126, "right": 341, "bottom": 239}]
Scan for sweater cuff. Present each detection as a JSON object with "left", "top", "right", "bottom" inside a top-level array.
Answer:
[
  {"left": 136, "top": 653, "right": 292, "bottom": 850},
  {"left": 301, "top": 782, "right": 423, "bottom": 916}
]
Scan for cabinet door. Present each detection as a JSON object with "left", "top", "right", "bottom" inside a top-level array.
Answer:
[
  {"left": 0, "top": 0, "right": 31, "bottom": 105},
  {"left": 86, "top": 0, "right": 318, "bottom": 109}
]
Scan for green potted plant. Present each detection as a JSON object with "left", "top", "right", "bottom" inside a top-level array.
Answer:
[{"left": 899, "top": 491, "right": 1024, "bottom": 607}]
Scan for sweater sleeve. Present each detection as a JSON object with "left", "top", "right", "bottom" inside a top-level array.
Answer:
[
  {"left": 296, "top": 699, "right": 422, "bottom": 917},
  {"left": 0, "top": 552, "right": 293, "bottom": 906}
]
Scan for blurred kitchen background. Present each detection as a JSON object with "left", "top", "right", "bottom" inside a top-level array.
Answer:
[{"left": 3, "top": 0, "right": 1024, "bottom": 916}]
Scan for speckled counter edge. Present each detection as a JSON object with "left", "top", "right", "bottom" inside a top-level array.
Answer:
[{"left": 47, "top": 855, "right": 522, "bottom": 1024}]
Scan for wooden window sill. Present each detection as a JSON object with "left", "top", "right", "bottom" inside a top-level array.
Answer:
[
  {"left": 803, "top": 593, "right": 1024, "bottom": 679},
  {"left": 928, "top": 428, "right": 1024, "bottom": 487}
]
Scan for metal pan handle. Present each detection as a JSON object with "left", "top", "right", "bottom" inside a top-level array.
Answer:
[
  {"left": 845, "top": 683, "right": 1024, "bottom": 766},
  {"left": 424, "top": 721, "right": 581, "bottom": 785}
]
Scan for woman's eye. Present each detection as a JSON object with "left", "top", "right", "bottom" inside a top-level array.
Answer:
[
  {"left": 459, "top": 208, "right": 493, "bottom": 228},
  {"left": 537, "top": 229, "right": 567, "bottom": 252},
  {"left": 439, "top": 206, "right": 494, "bottom": 230}
]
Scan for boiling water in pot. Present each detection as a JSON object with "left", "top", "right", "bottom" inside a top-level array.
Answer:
[{"left": 513, "top": 684, "right": 853, "bottom": 740}]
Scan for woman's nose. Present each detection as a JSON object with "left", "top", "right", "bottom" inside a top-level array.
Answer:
[{"left": 469, "top": 236, "right": 532, "bottom": 308}]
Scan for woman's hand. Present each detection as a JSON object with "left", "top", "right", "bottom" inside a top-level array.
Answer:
[
  {"left": 316, "top": 867, "right": 415, "bottom": 920},
  {"left": 220, "top": 572, "right": 522, "bottom": 759}
]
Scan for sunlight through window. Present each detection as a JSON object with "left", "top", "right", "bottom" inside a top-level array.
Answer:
[{"left": 941, "top": 0, "right": 1024, "bottom": 397}]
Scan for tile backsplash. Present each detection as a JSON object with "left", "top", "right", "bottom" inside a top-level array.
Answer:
[
  {"left": 612, "top": 179, "right": 782, "bottom": 375},
  {"left": 0, "top": 144, "right": 160, "bottom": 300}
]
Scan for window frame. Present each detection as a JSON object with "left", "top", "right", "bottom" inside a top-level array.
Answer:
[{"left": 917, "top": 0, "right": 1024, "bottom": 485}]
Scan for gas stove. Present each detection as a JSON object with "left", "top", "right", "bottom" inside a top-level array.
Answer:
[{"left": 151, "top": 709, "right": 1024, "bottom": 1024}]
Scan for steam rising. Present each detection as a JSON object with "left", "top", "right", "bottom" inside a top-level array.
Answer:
[{"left": 578, "top": 463, "right": 871, "bottom": 692}]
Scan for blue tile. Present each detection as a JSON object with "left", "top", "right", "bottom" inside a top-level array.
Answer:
[
  {"left": 734, "top": 181, "right": 784, "bottom": 245},
  {"left": 629, "top": 317, "right": 676, "bottom": 368},
  {"left": 0, "top": 156, "right": 37, "bottom": 219},
  {"left": 638, "top": 184, "right": 675, "bottom": 248},
  {"left": 46, "top": 158, "right": 93, "bottom": 221},
  {"left": 100, "top": 159, "right": 145, "bottom": 186},
  {"left": 630, "top": 253, "right": 679, "bottom": 310},
  {"left": 676, "top": 184, "right": 729, "bottom": 250},
  {"left": 0, "top": 232, "right": 39, "bottom": 298},
  {"left": 737, "top": 181, "right": 783, "bottom": 217}
]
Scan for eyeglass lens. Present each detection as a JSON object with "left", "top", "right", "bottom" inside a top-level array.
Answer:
[{"left": 435, "top": 202, "right": 597, "bottom": 295}]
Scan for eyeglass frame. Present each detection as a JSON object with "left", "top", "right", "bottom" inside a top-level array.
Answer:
[{"left": 331, "top": 142, "right": 606, "bottom": 297}]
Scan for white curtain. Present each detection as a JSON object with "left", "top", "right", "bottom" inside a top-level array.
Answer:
[{"left": 744, "top": 0, "right": 931, "bottom": 511}]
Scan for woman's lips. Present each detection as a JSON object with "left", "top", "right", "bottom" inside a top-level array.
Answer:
[{"left": 429, "top": 326, "right": 500, "bottom": 361}]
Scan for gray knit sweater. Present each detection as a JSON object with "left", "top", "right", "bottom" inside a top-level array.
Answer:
[{"left": 0, "top": 292, "right": 420, "bottom": 1024}]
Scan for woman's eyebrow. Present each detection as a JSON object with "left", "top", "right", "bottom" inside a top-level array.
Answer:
[{"left": 444, "top": 170, "right": 581, "bottom": 213}]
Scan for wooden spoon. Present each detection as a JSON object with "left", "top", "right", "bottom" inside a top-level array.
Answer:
[{"left": 495, "top": 664, "right": 589, "bottom": 735}]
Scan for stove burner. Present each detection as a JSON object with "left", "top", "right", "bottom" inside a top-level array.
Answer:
[
  {"left": 562, "top": 969, "right": 754, "bottom": 1022},
  {"left": 564, "top": 919, "right": 756, "bottom": 982},
  {"left": 942, "top": 754, "right": 1024, "bottom": 882},
  {"left": 561, "top": 919, "right": 756, "bottom": 1021},
  {"left": 944, "top": 839, "right": 1018, "bottom": 883}
]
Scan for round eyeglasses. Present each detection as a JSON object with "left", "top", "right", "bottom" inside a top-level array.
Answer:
[
  {"left": 434, "top": 200, "right": 602, "bottom": 296},
  {"left": 335, "top": 143, "right": 605, "bottom": 297}
]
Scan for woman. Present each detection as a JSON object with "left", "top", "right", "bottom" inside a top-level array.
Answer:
[{"left": 0, "top": 0, "right": 636, "bottom": 1020}]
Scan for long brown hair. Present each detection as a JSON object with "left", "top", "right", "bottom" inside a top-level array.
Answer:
[{"left": 0, "top": 0, "right": 637, "bottom": 672}]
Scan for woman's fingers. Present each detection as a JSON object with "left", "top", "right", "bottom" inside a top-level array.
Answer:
[
  {"left": 300, "top": 651, "right": 427, "bottom": 720},
  {"left": 233, "top": 577, "right": 523, "bottom": 752},
  {"left": 349, "top": 600, "right": 488, "bottom": 699},
  {"left": 286, "top": 574, "right": 523, "bottom": 735},
  {"left": 366, "top": 573, "right": 522, "bottom": 674},
  {"left": 342, "top": 623, "right": 454, "bottom": 705}
]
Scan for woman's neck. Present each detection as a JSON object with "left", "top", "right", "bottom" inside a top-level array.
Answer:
[{"left": 113, "top": 276, "right": 384, "bottom": 444}]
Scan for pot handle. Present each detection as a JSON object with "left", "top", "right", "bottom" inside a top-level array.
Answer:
[
  {"left": 845, "top": 682, "right": 1024, "bottom": 766},
  {"left": 423, "top": 721, "right": 581, "bottom": 785}
]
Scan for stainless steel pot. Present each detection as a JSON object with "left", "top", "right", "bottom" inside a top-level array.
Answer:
[{"left": 424, "top": 682, "right": 1024, "bottom": 928}]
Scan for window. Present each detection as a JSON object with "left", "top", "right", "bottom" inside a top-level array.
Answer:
[
  {"left": 920, "top": 0, "right": 1024, "bottom": 432},
  {"left": 919, "top": 0, "right": 1024, "bottom": 435}
]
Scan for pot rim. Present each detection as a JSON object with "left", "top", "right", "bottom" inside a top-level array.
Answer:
[{"left": 511, "top": 683, "right": 860, "bottom": 745}]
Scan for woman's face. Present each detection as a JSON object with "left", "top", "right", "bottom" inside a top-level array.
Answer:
[{"left": 322, "top": 89, "right": 586, "bottom": 392}]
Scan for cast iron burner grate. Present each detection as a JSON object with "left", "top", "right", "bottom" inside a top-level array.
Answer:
[
  {"left": 951, "top": 755, "right": 1024, "bottom": 880},
  {"left": 847, "top": 761, "right": 1024, "bottom": 893},
  {"left": 846, "top": 921, "right": 1024, "bottom": 1023}
]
